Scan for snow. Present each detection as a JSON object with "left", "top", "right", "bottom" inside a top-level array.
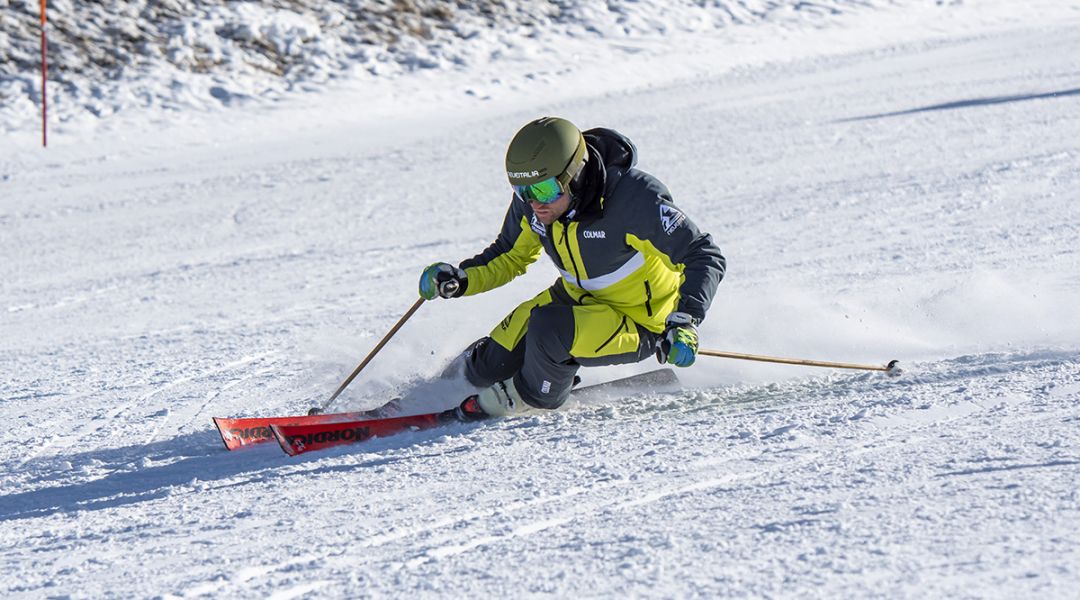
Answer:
[
  {"left": 2, "top": 0, "right": 1080, "bottom": 597},
  {"left": 4, "top": 0, "right": 924, "bottom": 132}
]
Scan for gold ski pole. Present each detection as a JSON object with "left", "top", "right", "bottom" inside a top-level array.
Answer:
[
  {"left": 309, "top": 296, "right": 427, "bottom": 415},
  {"left": 699, "top": 349, "right": 901, "bottom": 376}
]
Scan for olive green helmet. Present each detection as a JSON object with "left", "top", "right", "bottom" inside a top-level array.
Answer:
[{"left": 505, "top": 117, "right": 588, "bottom": 187}]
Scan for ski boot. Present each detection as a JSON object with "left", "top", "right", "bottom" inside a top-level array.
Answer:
[{"left": 452, "top": 378, "right": 531, "bottom": 421}]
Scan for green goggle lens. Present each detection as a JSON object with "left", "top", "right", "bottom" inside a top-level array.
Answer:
[{"left": 513, "top": 177, "right": 564, "bottom": 204}]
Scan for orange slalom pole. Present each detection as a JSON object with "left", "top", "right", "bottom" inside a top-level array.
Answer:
[{"left": 40, "top": 0, "right": 48, "bottom": 147}]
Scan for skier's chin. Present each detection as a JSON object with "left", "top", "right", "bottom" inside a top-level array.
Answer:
[
  {"left": 534, "top": 211, "right": 558, "bottom": 225},
  {"left": 532, "top": 204, "right": 567, "bottom": 225},
  {"left": 530, "top": 194, "right": 570, "bottom": 225}
]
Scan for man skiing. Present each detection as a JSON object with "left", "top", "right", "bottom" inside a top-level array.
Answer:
[{"left": 419, "top": 117, "right": 726, "bottom": 419}]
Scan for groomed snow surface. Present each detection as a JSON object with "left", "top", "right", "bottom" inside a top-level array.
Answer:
[{"left": 2, "top": 1, "right": 1080, "bottom": 597}]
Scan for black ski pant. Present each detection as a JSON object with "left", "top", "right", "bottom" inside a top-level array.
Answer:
[{"left": 464, "top": 280, "right": 661, "bottom": 410}]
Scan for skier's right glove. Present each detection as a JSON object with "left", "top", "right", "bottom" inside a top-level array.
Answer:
[
  {"left": 656, "top": 311, "right": 699, "bottom": 367},
  {"left": 419, "top": 262, "right": 467, "bottom": 300}
]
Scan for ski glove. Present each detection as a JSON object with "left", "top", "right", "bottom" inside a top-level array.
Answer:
[
  {"left": 419, "top": 262, "right": 467, "bottom": 300},
  {"left": 656, "top": 311, "right": 699, "bottom": 368}
]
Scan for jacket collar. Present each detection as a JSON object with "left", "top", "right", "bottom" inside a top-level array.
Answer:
[{"left": 561, "top": 127, "right": 638, "bottom": 224}]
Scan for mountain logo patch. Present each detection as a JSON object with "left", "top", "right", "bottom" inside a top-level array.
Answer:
[{"left": 659, "top": 204, "right": 686, "bottom": 234}]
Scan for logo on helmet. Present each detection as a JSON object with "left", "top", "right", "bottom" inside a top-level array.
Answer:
[{"left": 508, "top": 170, "right": 542, "bottom": 180}]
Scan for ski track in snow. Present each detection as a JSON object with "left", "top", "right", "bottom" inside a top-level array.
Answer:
[
  {"left": 2, "top": 353, "right": 1076, "bottom": 595},
  {"left": 3, "top": 4, "right": 1080, "bottom": 598}
]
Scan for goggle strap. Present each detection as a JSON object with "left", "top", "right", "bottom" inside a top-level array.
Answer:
[{"left": 559, "top": 136, "right": 588, "bottom": 189}]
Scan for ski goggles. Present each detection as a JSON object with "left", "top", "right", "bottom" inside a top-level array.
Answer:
[{"left": 513, "top": 176, "right": 565, "bottom": 204}]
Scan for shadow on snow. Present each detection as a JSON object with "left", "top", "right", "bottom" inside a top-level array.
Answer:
[
  {"left": 0, "top": 424, "right": 477, "bottom": 523},
  {"left": 836, "top": 87, "right": 1080, "bottom": 122}
]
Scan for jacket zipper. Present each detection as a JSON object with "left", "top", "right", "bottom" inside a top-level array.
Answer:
[
  {"left": 643, "top": 280, "right": 653, "bottom": 317},
  {"left": 594, "top": 316, "right": 628, "bottom": 353}
]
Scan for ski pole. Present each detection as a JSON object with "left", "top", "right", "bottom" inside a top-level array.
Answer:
[
  {"left": 699, "top": 349, "right": 901, "bottom": 376},
  {"left": 309, "top": 296, "right": 427, "bottom": 415}
]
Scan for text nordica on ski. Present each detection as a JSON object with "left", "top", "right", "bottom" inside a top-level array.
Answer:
[{"left": 420, "top": 116, "right": 726, "bottom": 421}]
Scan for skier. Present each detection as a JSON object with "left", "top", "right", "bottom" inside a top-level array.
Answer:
[{"left": 419, "top": 117, "right": 726, "bottom": 419}]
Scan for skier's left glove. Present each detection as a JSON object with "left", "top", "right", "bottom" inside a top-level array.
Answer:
[
  {"left": 656, "top": 311, "right": 699, "bottom": 367},
  {"left": 419, "top": 262, "right": 468, "bottom": 300}
]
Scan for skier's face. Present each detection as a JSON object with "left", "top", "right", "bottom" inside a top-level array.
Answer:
[{"left": 530, "top": 192, "right": 571, "bottom": 225}]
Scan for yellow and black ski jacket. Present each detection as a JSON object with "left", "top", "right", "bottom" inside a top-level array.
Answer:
[{"left": 459, "top": 128, "right": 725, "bottom": 333}]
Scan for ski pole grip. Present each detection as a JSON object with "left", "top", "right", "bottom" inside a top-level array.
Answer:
[{"left": 440, "top": 278, "right": 460, "bottom": 298}]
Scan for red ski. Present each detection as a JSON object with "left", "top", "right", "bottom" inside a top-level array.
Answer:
[
  {"left": 268, "top": 368, "right": 679, "bottom": 456},
  {"left": 271, "top": 411, "right": 453, "bottom": 456},
  {"left": 213, "top": 412, "right": 369, "bottom": 451}
]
